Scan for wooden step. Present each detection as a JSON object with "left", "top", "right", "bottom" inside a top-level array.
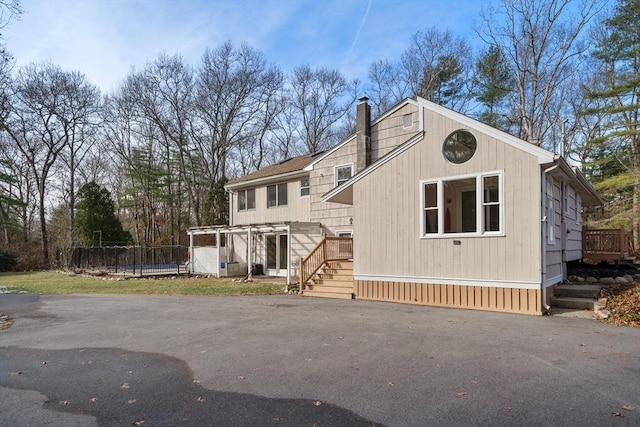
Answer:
[
  {"left": 306, "top": 283, "right": 353, "bottom": 293},
  {"left": 302, "top": 290, "right": 354, "bottom": 299},
  {"left": 312, "top": 278, "right": 353, "bottom": 287},
  {"left": 554, "top": 285, "right": 601, "bottom": 299},
  {"left": 551, "top": 296, "right": 598, "bottom": 310},
  {"left": 317, "top": 272, "right": 353, "bottom": 281},
  {"left": 326, "top": 261, "right": 353, "bottom": 269}
]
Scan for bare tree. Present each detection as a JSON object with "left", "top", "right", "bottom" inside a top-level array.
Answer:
[
  {"left": 2, "top": 63, "right": 87, "bottom": 266},
  {"left": 193, "top": 42, "right": 283, "bottom": 222},
  {"left": 367, "top": 59, "right": 412, "bottom": 118},
  {"left": 401, "top": 27, "right": 474, "bottom": 112},
  {"left": 289, "top": 65, "right": 355, "bottom": 154},
  {"left": 477, "top": 0, "right": 600, "bottom": 146}
]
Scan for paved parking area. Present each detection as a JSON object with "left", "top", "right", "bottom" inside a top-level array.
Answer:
[{"left": 1, "top": 293, "right": 639, "bottom": 426}]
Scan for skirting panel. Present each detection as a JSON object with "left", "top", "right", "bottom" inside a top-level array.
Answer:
[{"left": 355, "top": 280, "right": 542, "bottom": 315}]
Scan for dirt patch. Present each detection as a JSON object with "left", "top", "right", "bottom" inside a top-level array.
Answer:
[{"left": 0, "top": 313, "right": 14, "bottom": 332}]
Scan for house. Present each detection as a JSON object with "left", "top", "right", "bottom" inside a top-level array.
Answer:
[{"left": 187, "top": 96, "right": 602, "bottom": 315}]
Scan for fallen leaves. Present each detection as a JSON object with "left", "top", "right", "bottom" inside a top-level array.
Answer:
[
  {"left": 9, "top": 371, "right": 22, "bottom": 376},
  {"left": 126, "top": 399, "right": 137, "bottom": 405},
  {"left": 622, "top": 404, "right": 636, "bottom": 411},
  {"left": 313, "top": 401, "right": 322, "bottom": 407},
  {"left": 600, "top": 284, "right": 640, "bottom": 326},
  {"left": 89, "top": 397, "right": 98, "bottom": 403},
  {"left": 197, "top": 396, "right": 206, "bottom": 403},
  {"left": 456, "top": 392, "right": 467, "bottom": 398},
  {"left": 121, "top": 383, "right": 130, "bottom": 389},
  {"left": 132, "top": 418, "right": 145, "bottom": 425}
]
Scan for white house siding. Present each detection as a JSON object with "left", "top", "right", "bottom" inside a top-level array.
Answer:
[
  {"left": 370, "top": 103, "right": 420, "bottom": 160},
  {"left": 231, "top": 177, "right": 311, "bottom": 226},
  {"left": 352, "top": 107, "right": 544, "bottom": 314},
  {"left": 309, "top": 141, "right": 356, "bottom": 235}
]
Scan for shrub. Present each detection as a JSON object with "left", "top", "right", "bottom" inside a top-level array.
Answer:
[{"left": 0, "top": 250, "right": 17, "bottom": 272}]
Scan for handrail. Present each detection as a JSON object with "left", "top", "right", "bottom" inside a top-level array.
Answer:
[{"left": 299, "top": 236, "right": 353, "bottom": 287}]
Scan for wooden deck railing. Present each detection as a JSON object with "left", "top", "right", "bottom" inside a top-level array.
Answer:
[
  {"left": 299, "top": 236, "right": 353, "bottom": 286},
  {"left": 582, "top": 229, "right": 633, "bottom": 262}
]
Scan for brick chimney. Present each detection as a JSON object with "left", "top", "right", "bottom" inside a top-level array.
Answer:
[{"left": 356, "top": 96, "right": 371, "bottom": 173}]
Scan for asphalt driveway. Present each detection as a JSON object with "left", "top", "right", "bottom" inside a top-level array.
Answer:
[{"left": 1, "top": 293, "right": 639, "bottom": 426}]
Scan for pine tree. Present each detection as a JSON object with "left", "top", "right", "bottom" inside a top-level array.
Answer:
[
  {"left": 588, "top": 0, "right": 640, "bottom": 243},
  {"left": 473, "top": 46, "right": 514, "bottom": 131},
  {"left": 75, "top": 182, "right": 132, "bottom": 246}
]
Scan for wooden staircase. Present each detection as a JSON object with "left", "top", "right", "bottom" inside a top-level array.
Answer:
[{"left": 302, "top": 260, "right": 354, "bottom": 299}]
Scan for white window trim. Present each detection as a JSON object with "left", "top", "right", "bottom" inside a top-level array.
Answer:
[
  {"left": 402, "top": 113, "right": 413, "bottom": 129},
  {"left": 299, "top": 178, "right": 310, "bottom": 197},
  {"left": 575, "top": 193, "right": 582, "bottom": 224},
  {"left": 237, "top": 188, "right": 256, "bottom": 212},
  {"left": 563, "top": 183, "right": 570, "bottom": 217},
  {"left": 547, "top": 178, "right": 556, "bottom": 244},
  {"left": 335, "top": 230, "right": 353, "bottom": 237},
  {"left": 420, "top": 170, "right": 505, "bottom": 238},
  {"left": 267, "top": 183, "right": 288, "bottom": 208},
  {"left": 335, "top": 163, "right": 354, "bottom": 187}
]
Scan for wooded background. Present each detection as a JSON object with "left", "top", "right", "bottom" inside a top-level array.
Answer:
[{"left": 1, "top": 0, "right": 638, "bottom": 270}]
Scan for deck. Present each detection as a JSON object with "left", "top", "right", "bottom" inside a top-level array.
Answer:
[{"left": 582, "top": 229, "right": 637, "bottom": 263}]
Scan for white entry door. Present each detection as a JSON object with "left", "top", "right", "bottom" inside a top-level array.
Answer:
[{"left": 265, "top": 234, "right": 288, "bottom": 276}]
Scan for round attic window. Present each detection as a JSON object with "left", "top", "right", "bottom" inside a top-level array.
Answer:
[{"left": 443, "top": 130, "right": 477, "bottom": 164}]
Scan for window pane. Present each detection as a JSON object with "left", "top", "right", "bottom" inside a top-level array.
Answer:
[
  {"left": 278, "top": 183, "right": 288, "bottom": 206},
  {"left": 485, "top": 205, "right": 500, "bottom": 231},
  {"left": 267, "top": 185, "right": 276, "bottom": 208},
  {"left": 336, "top": 166, "right": 352, "bottom": 185},
  {"left": 247, "top": 188, "right": 255, "bottom": 209},
  {"left": 300, "top": 178, "right": 310, "bottom": 196},
  {"left": 444, "top": 178, "right": 475, "bottom": 233},
  {"left": 424, "top": 183, "right": 437, "bottom": 208},
  {"left": 238, "top": 190, "right": 246, "bottom": 211},
  {"left": 483, "top": 176, "right": 499, "bottom": 203},
  {"left": 425, "top": 210, "right": 438, "bottom": 234}
]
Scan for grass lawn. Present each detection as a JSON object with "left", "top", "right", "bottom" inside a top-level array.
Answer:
[{"left": 0, "top": 271, "right": 286, "bottom": 296}]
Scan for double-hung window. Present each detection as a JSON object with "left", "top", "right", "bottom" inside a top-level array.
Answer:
[
  {"left": 421, "top": 172, "right": 503, "bottom": 237},
  {"left": 335, "top": 164, "right": 353, "bottom": 187},
  {"left": 300, "top": 178, "right": 310, "bottom": 197},
  {"left": 546, "top": 178, "right": 555, "bottom": 243},
  {"left": 237, "top": 188, "right": 255, "bottom": 211},
  {"left": 267, "top": 183, "right": 288, "bottom": 208}
]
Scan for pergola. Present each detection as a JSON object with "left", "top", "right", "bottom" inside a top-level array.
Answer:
[{"left": 187, "top": 222, "right": 321, "bottom": 285}]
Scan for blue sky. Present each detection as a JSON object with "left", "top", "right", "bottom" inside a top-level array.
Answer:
[{"left": 5, "top": 0, "right": 485, "bottom": 93}]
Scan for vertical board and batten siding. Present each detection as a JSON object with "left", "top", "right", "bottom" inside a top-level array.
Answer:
[
  {"left": 231, "top": 177, "right": 311, "bottom": 225},
  {"left": 354, "top": 281, "right": 541, "bottom": 315},
  {"left": 370, "top": 103, "right": 420, "bottom": 160},
  {"left": 353, "top": 106, "right": 544, "bottom": 314},
  {"left": 309, "top": 141, "right": 355, "bottom": 234}
]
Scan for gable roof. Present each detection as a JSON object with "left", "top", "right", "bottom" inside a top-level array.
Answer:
[
  {"left": 323, "top": 97, "right": 599, "bottom": 205},
  {"left": 226, "top": 153, "right": 320, "bottom": 190}
]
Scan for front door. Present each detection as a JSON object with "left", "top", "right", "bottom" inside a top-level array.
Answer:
[{"left": 266, "top": 234, "right": 288, "bottom": 275}]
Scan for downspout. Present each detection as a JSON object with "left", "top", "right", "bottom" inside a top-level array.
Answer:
[
  {"left": 286, "top": 224, "right": 291, "bottom": 286},
  {"left": 189, "top": 232, "right": 194, "bottom": 274},
  {"left": 541, "top": 163, "right": 559, "bottom": 313}
]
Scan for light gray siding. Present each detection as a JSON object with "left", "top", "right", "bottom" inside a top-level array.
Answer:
[{"left": 352, "top": 106, "right": 543, "bottom": 285}]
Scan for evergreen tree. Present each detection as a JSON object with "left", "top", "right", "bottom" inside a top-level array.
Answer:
[
  {"left": 75, "top": 182, "right": 132, "bottom": 246},
  {"left": 203, "top": 177, "right": 229, "bottom": 226},
  {"left": 588, "top": 0, "right": 640, "bottom": 243},
  {"left": 473, "top": 46, "right": 514, "bottom": 130}
]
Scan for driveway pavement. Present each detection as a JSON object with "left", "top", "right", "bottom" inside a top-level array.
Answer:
[{"left": 1, "top": 293, "right": 639, "bottom": 426}]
